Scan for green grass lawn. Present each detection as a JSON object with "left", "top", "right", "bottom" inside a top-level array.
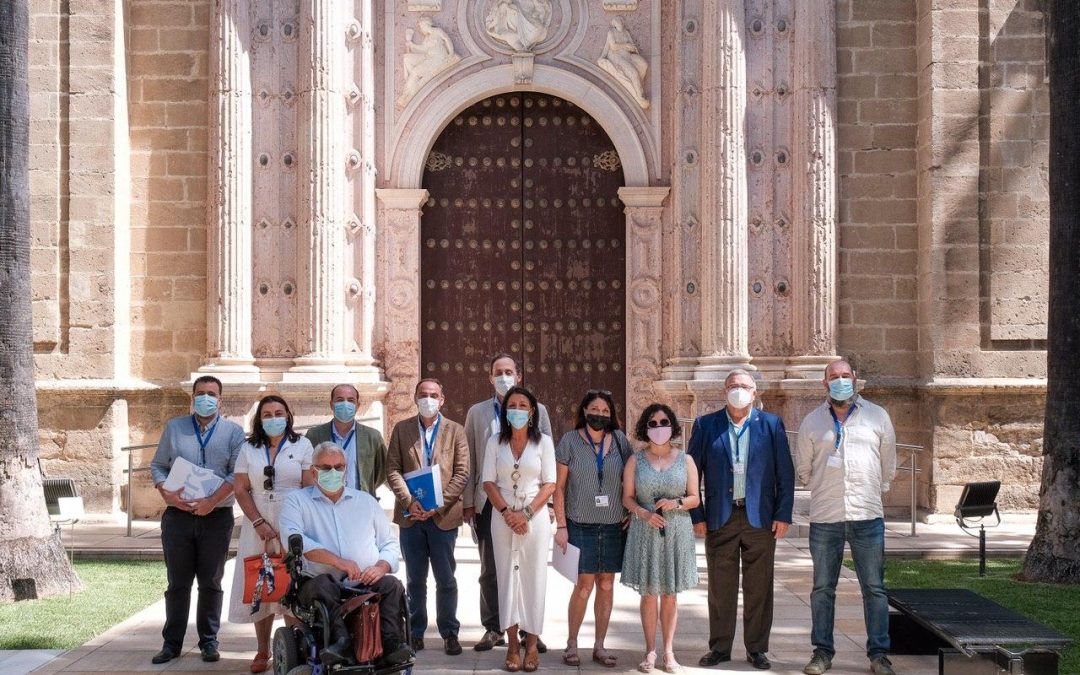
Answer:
[
  {"left": 847, "top": 558, "right": 1080, "bottom": 673},
  {"left": 0, "top": 560, "right": 167, "bottom": 650}
]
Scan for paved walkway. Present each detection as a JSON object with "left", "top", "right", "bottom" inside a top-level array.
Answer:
[{"left": 26, "top": 507, "right": 1036, "bottom": 675}]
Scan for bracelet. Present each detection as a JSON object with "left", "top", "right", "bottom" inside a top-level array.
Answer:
[
  {"left": 252, "top": 517, "right": 266, "bottom": 527},
  {"left": 499, "top": 505, "right": 509, "bottom": 514},
  {"left": 523, "top": 505, "right": 535, "bottom": 520},
  {"left": 556, "top": 525, "right": 567, "bottom": 530}
]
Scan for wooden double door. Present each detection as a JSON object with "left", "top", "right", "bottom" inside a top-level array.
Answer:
[{"left": 420, "top": 93, "right": 626, "bottom": 436}]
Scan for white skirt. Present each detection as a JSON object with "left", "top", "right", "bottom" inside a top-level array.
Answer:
[{"left": 490, "top": 508, "right": 552, "bottom": 635}]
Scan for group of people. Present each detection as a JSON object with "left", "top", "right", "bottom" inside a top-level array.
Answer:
[{"left": 149, "top": 354, "right": 898, "bottom": 675}]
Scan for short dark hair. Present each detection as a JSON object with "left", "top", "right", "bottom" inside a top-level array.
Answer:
[
  {"left": 247, "top": 394, "right": 300, "bottom": 447},
  {"left": 634, "top": 403, "right": 682, "bottom": 443},
  {"left": 192, "top": 375, "right": 223, "bottom": 395},
  {"left": 330, "top": 383, "right": 359, "bottom": 401},
  {"left": 497, "top": 385, "right": 542, "bottom": 443},
  {"left": 489, "top": 353, "right": 521, "bottom": 375},
  {"left": 414, "top": 378, "right": 443, "bottom": 396},
  {"left": 573, "top": 389, "right": 621, "bottom": 432}
]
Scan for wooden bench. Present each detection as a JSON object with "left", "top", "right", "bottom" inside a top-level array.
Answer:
[{"left": 888, "top": 588, "right": 1071, "bottom": 675}]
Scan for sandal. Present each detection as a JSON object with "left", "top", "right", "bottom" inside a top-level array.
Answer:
[
  {"left": 523, "top": 642, "right": 540, "bottom": 672},
  {"left": 661, "top": 651, "right": 683, "bottom": 673},
  {"left": 638, "top": 650, "right": 657, "bottom": 673},
  {"left": 562, "top": 643, "right": 580, "bottom": 666},
  {"left": 250, "top": 651, "right": 270, "bottom": 673},
  {"left": 505, "top": 649, "right": 522, "bottom": 673},
  {"left": 592, "top": 647, "right": 618, "bottom": 667}
]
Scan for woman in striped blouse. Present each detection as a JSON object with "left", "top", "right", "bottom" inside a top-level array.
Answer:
[{"left": 553, "top": 389, "right": 632, "bottom": 668}]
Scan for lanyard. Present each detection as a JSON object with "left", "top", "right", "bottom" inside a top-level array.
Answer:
[
  {"left": 492, "top": 397, "right": 501, "bottom": 421},
  {"left": 421, "top": 415, "right": 441, "bottom": 465},
  {"left": 191, "top": 415, "right": 219, "bottom": 467},
  {"left": 332, "top": 423, "right": 356, "bottom": 451},
  {"left": 828, "top": 403, "right": 859, "bottom": 451},
  {"left": 729, "top": 420, "right": 749, "bottom": 464},
  {"left": 586, "top": 432, "right": 608, "bottom": 487},
  {"left": 264, "top": 436, "right": 287, "bottom": 469}
]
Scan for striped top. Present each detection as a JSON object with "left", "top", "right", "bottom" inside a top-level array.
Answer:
[{"left": 555, "top": 429, "right": 633, "bottom": 525}]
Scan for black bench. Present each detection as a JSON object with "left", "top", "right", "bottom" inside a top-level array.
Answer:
[{"left": 888, "top": 588, "right": 1071, "bottom": 674}]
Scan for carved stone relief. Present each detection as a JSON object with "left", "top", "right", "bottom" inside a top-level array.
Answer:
[
  {"left": 603, "top": 0, "right": 638, "bottom": 9},
  {"left": 484, "top": 0, "right": 553, "bottom": 52},
  {"left": 399, "top": 17, "right": 461, "bottom": 105},
  {"left": 597, "top": 17, "right": 649, "bottom": 109},
  {"left": 408, "top": 0, "right": 442, "bottom": 10}
]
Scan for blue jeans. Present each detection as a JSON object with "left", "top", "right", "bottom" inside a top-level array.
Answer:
[
  {"left": 400, "top": 519, "right": 460, "bottom": 639},
  {"left": 809, "top": 518, "right": 889, "bottom": 660}
]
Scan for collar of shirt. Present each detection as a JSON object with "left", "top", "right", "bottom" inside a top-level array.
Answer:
[
  {"left": 197, "top": 414, "right": 219, "bottom": 434},
  {"left": 309, "top": 486, "right": 356, "bottom": 505}
]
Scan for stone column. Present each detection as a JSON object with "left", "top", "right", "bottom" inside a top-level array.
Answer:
[
  {"left": 293, "top": 0, "right": 348, "bottom": 369},
  {"left": 205, "top": 0, "right": 255, "bottom": 369},
  {"left": 621, "top": 186, "right": 670, "bottom": 426},
  {"left": 375, "top": 188, "right": 428, "bottom": 430},
  {"left": 697, "top": 0, "right": 751, "bottom": 375},
  {"left": 789, "top": 0, "right": 838, "bottom": 375}
]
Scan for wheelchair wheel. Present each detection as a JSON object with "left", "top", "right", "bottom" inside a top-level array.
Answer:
[
  {"left": 272, "top": 626, "right": 302, "bottom": 675},
  {"left": 285, "top": 667, "right": 312, "bottom": 675}
]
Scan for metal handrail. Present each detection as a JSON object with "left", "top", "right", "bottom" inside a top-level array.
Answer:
[
  {"left": 121, "top": 417, "right": 380, "bottom": 537},
  {"left": 675, "top": 418, "right": 924, "bottom": 536}
]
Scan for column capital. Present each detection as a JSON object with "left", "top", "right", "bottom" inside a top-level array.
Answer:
[
  {"left": 618, "top": 186, "right": 670, "bottom": 208},
  {"left": 376, "top": 188, "right": 430, "bottom": 210}
]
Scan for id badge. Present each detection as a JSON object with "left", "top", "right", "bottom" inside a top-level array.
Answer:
[
  {"left": 733, "top": 463, "right": 746, "bottom": 476},
  {"left": 827, "top": 453, "right": 843, "bottom": 469},
  {"left": 594, "top": 495, "right": 610, "bottom": 508}
]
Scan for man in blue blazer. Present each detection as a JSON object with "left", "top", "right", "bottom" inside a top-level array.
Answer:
[{"left": 689, "top": 369, "right": 795, "bottom": 670}]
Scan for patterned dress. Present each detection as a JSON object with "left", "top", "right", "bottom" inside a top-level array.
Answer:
[{"left": 621, "top": 450, "right": 699, "bottom": 596}]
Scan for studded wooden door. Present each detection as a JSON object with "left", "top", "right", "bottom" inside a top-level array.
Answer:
[{"left": 421, "top": 94, "right": 626, "bottom": 435}]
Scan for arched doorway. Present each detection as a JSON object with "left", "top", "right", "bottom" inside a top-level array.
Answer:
[{"left": 420, "top": 93, "right": 626, "bottom": 434}]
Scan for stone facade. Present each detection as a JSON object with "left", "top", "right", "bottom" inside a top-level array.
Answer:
[{"left": 28, "top": 0, "right": 1048, "bottom": 517}]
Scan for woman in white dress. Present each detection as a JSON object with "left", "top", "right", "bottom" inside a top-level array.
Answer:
[
  {"left": 482, "top": 385, "right": 556, "bottom": 673},
  {"left": 227, "top": 395, "right": 314, "bottom": 673}
]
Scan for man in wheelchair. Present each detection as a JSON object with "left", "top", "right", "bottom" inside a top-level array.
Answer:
[{"left": 279, "top": 442, "right": 413, "bottom": 669}]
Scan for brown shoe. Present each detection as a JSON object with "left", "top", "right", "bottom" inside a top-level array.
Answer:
[
  {"left": 523, "top": 635, "right": 540, "bottom": 673},
  {"left": 249, "top": 651, "right": 270, "bottom": 673},
  {"left": 476, "top": 630, "right": 503, "bottom": 652}
]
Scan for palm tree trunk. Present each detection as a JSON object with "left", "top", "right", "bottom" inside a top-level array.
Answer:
[
  {"left": 1022, "top": 0, "right": 1080, "bottom": 584},
  {"left": 0, "top": 0, "right": 80, "bottom": 601}
]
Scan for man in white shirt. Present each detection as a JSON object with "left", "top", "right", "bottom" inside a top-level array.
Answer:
[
  {"left": 278, "top": 442, "right": 411, "bottom": 667},
  {"left": 461, "top": 353, "right": 552, "bottom": 652},
  {"left": 795, "top": 359, "right": 897, "bottom": 675}
]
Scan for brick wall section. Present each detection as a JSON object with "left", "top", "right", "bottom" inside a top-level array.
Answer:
[
  {"left": 835, "top": 0, "right": 920, "bottom": 379},
  {"left": 127, "top": 0, "right": 211, "bottom": 381}
]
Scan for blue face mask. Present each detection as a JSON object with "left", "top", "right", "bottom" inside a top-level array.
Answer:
[
  {"left": 193, "top": 393, "right": 219, "bottom": 417},
  {"left": 262, "top": 417, "right": 288, "bottom": 437},
  {"left": 506, "top": 409, "right": 530, "bottom": 430},
  {"left": 333, "top": 401, "right": 357, "bottom": 423},
  {"left": 317, "top": 468, "right": 345, "bottom": 492},
  {"left": 828, "top": 377, "right": 855, "bottom": 402}
]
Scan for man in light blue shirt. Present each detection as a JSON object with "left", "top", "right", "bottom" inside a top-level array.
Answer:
[{"left": 279, "top": 442, "right": 411, "bottom": 667}]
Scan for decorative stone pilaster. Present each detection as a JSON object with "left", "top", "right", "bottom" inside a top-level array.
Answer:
[
  {"left": 620, "top": 186, "right": 669, "bottom": 426},
  {"left": 204, "top": 0, "right": 255, "bottom": 370},
  {"left": 697, "top": 0, "right": 750, "bottom": 375},
  {"left": 375, "top": 189, "right": 428, "bottom": 430},
  {"left": 789, "top": 0, "right": 838, "bottom": 376},
  {"left": 293, "top": 0, "right": 348, "bottom": 369}
]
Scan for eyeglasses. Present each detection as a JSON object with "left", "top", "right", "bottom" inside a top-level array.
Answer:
[
  {"left": 587, "top": 389, "right": 613, "bottom": 396},
  {"left": 263, "top": 465, "right": 275, "bottom": 491},
  {"left": 314, "top": 464, "right": 347, "bottom": 472},
  {"left": 647, "top": 418, "right": 672, "bottom": 428}
]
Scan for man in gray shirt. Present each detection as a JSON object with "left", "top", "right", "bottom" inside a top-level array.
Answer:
[
  {"left": 149, "top": 375, "right": 245, "bottom": 665},
  {"left": 462, "top": 353, "right": 552, "bottom": 652}
]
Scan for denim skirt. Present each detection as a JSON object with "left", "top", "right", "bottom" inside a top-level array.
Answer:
[{"left": 567, "top": 520, "right": 626, "bottom": 574}]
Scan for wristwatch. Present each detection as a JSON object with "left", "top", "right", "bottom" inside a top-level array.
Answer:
[{"left": 677, "top": 498, "right": 684, "bottom": 509}]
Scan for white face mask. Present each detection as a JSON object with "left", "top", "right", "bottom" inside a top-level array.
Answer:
[
  {"left": 417, "top": 396, "right": 440, "bottom": 418},
  {"left": 726, "top": 387, "right": 754, "bottom": 410},
  {"left": 647, "top": 426, "right": 673, "bottom": 445},
  {"left": 494, "top": 374, "right": 516, "bottom": 396}
]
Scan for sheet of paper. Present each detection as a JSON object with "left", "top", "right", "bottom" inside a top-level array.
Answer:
[
  {"left": 162, "top": 456, "right": 224, "bottom": 501},
  {"left": 403, "top": 463, "right": 444, "bottom": 510},
  {"left": 551, "top": 542, "right": 581, "bottom": 584}
]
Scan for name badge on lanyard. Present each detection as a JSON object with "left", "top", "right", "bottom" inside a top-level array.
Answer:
[
  {"left": 191, "top": 415, "right": 219, "bottom": 467},
  {"left": 730, "top": 421, "right": 748, "bottom": 475}
]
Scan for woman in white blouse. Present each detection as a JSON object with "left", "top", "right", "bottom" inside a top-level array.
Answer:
[
  {"left": 482, "top": 385, "right": 556, "bottom": 673},
  {"left": 227, "top": 395, "right": 314, "bottom": 673}
]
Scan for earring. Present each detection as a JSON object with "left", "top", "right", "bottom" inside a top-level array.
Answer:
[{"left": 528, "top": 418, "right": 534, "bottom": 427}]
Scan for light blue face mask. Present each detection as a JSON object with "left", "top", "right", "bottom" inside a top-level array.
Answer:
[
  {"left": 317, "top": 468, "right": 345, "bottom": 492},
  {"left": 193, "top": 393, "right": 219, "bottom": 417},
  {"left": 333, "top": 401, "right": 357, "bottom": 423},
  {"left": 262, "top": 417, "right": 288, "bottom": 437},
  {"left": 506, "top": 409, "right": 530, "bottom": 429},
  {"left": 828, "top": 377, "right": 855, "bottom": 402}
]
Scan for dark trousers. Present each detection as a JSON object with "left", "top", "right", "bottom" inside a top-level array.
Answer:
[
  {"left": 475, "top": 501, "right": 501, "bottom": 633},
  {"left": 297, "top": 573, "right": 405, "bottom": 650},
  {"left": 160, "top": 506, "right": 233, "bottom": 651},
  {"left": 401, "top": 518, "right": 460, "bottom": 639},
  {"left": 704, "top": 506, "right": 777, "bottom": 654}
]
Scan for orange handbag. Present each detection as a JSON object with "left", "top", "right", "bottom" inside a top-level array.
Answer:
[{"left": 243, "top": 540, "right": 290, "bottom": 606}]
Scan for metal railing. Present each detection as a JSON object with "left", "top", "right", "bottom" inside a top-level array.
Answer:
[
  {"left": 121, "top": 417, "right": 380, "bottom": 537},
  {"left": 675, "top": 418, "right": 924, "bottom": 536}
]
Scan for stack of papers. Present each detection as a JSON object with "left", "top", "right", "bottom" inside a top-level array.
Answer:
[{"left": 162, "top": 456, "right": 224, "bottom": 500}]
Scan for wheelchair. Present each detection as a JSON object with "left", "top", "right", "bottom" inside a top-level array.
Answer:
[{"left": 272, "top": 535, "right": 415, "bottom": 675}]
